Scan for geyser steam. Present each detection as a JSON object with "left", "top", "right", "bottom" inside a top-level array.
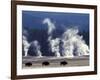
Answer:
[
  {"left": 23, "top": 18, "right": 89, "bottom": 58},
  {"left": 43, "top": 18, "right": 89, "bottom": 57},
  {"left": 22, "top": 30, "right": 42, "bottom": 57},
  {"left": 22, "top": 35, "right": 30, "bottom": 56},
  {"left": 31, "top": 40, "right": 42, "bottom": 57},
  {"left": 43, "top": 18, "right": 56, "bottom": 35},
  {"left": 49, "top": 38, "right": 61, "bottom": 57},
  {"left": 61, "top": 28, "right": 89, "bottom": 57},
  {"left": 43, "top": 18, "right": 61, "bottom": 57}
]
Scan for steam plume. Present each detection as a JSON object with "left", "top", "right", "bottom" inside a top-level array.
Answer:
[
  {"left": 23, "top": 29, "right": 42, "bottom": 57},
  {"left": 22, "top": 35, "right": 30, "bottom": 56},
  {"left": 23, "top": 18, "right": 89, "bottom": 58},
  {"left": 49, "top": 38, "right": 61, "bottom": 57},
  {"left": 43, "top": 18, "right": 56, "bottom": 35},
  {"left": 43, "top": 18, "right": 61, "bottom": 57},
  {"left": 31, "top": 40, "right": 42, "bottom": 57},
  {"left": 61, "top": 28, "right": 89, "bottom": 57}
]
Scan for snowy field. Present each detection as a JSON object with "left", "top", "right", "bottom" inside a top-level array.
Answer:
[{"left": 22, "top": 56, "right": 89, "bottom": 68}]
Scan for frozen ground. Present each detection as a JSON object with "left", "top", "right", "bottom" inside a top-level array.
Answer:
[{"left": 22, "top": 56, "right": 89, "bottom": 68}]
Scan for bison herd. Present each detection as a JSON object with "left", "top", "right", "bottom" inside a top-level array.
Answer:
[{"left": 25, "top": 61, "right": 68, "bottom": 67}]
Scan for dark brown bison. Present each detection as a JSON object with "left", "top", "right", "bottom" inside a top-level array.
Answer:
[
  {"left": 25, "top": 62, "right": 32, "bottom": 67},
  {"left": 42, "top": 61, "right": 50, "bottom": 66},
  {"left": 60, "top": 61, "right": 68, "bottom": 66}
]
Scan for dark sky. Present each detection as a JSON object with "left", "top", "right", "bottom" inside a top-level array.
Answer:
[{"left": 22, "top": 10, "right": 89, "bottom": 32}]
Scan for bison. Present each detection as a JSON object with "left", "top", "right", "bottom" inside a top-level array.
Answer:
[
  {"left": 60, "top": 61, "right": 68, "bottom": 66},
  {"left": 25, "top": 62, "right": 32, "bottom": 67},
  {"left": 42, "top": 61, "right": 50, "bottom": 66}
]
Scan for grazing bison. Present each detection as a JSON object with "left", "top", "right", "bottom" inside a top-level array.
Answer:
[
  {"left": 60, "top": 61, "right": 68, "bottom": 66},
  {"left": 42, "top": 61, "right": 50, "bottom": 66},
  {"left": 25, "top": 62, "right": 32, "bottom": 67}
]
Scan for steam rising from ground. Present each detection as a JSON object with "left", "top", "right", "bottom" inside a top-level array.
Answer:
[
  {"left": 43, "top": 18, "right": 61, "bottom": 57},
  {"left": 30, "top": 40, "right": 42, "bottom": 57},
  {"left": 43, "top": 18, "right": 89, "bottom": 57},
  {"left": 23, "top": 18, "right": 89, "bottom": 57},
  {"left": 61, "top": 28, "right": 89, "bottom": 57},
  {"left": 22, "top": 35, "right": 30, "bottom": 56},
  {"left": 23, "top": 30, "right": 42, "bottom": 57},
  {"left": 43, "top": 18, "right": 56, "bottom": 36}
]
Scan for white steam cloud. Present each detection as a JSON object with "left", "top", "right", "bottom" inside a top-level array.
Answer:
[
  {"left": 43, "top": 18, "right": 89, "bottom": 58},
  {"left": 61, "top": 28, "right": 89, "bottom": 57},
  {"left": 31, "top": 40, "right": 42, "bottom": 57},
  {"left": 43, "top": 18, "right": 61, "bottom": 57},
  {"left": 22, "top": 30, "right": 42, "bottom": 57},
  {"left": 49, "top": 38, "right": 61, "bottom": 57},
  {"left": 22, "top": 35, "right": 30, "bottom": 56},
  {"left": 43, "top": 18, "right": 56, "bottom": 35},
  {"left": 23, "top": 18, "right": 89, "bottom": 58}
]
